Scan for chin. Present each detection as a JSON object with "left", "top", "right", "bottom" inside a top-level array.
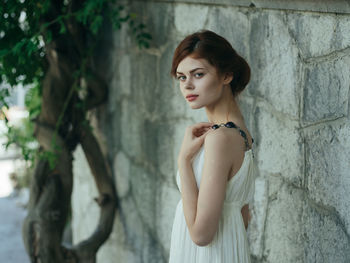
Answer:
[{"left": 189, "top": 104, "right": 204, "bottom": 110}]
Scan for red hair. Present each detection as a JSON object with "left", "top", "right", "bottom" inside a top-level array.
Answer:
[{"left": 171, "top": 30, "right": 250, "bottom": 97}]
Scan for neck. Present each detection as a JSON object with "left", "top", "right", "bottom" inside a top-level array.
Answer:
[{"left": 205, "top": 86, "right": 243, "bottom": 124}]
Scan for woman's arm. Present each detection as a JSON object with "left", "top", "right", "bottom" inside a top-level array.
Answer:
[
  {"left": 178, "top": 158, "right": 199, "bottom": 235},
  {"left": 177, "top": 122, "right": 212, "bottom": 246},
  {"left": 178, "top": 129, "right": 241, "bottom": 246}
]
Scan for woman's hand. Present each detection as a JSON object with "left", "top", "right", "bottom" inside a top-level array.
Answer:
[{"left": 178, "top": 122, "right": 213, "bottom": 165}]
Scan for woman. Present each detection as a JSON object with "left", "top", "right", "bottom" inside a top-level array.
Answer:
[{"left": 168, "top": 30, "right": 257, "bottom": 263}]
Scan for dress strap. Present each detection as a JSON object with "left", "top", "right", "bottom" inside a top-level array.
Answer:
[
  {"left": 212, "top": 121, "right": 254, "bottom": 152},
  {"left": 233, "top": 127, "right": 251, "bottom": 151}
]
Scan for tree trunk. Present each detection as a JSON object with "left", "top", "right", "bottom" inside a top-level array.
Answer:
[{"left": 22, "top": 1, "right": 117, "bottom": 262}]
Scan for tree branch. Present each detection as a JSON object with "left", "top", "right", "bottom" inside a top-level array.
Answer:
[{"left": 68, "top": 121, "right": 117, "bottom": 262}]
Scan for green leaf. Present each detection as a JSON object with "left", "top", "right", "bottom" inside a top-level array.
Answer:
[
  {"left": 140, "top": 32, "right": 152, "bottom": 40},
  {"left": 113, "top": 21, "right": 121, "bottom": 30},
  {"left": 46, "top": 30, "right": 52, "bottom": 43},
  {"left": 90, "top": 15, "right": 103, "bottom": 35},
  {"left": 59, "top": 19, "right": 66, "bottom": 34},
  {"left": 12, "top": 39, "right": 26, "bottom": 55}
]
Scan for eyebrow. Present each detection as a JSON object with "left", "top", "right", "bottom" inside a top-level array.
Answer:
[{"left": 176, "top": 67, "right": 204, "bottom": 75}]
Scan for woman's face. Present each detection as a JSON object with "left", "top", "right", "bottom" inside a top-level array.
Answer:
[{"left": 175, "top": 55, "right": 229, "bottom": 109}]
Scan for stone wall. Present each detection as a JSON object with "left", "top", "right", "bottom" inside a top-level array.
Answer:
[{"left": 71, "top": 1, "right": 350, "bottom": 262}]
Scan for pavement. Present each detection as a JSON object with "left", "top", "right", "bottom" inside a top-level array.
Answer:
[{"left": 0, "top": 160, "right": 30, "bottom": 263}]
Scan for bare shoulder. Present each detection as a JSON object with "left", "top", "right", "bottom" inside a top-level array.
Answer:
[
  {"left": 203, "top": 122, "right": 253, "bottom": 181},
  {"left": 205, "top": 128, "right": 230, "bottom": 145},
  {"left": 205, "top": 127, "right": 246, "bottom": 150},
  {"left": 204, "top": 128, "right": 238, "bottom": 166}
]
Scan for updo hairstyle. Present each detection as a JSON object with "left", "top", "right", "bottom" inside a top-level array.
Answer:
[{"left": 170, "top": 30, "right": 251, "bottom": 97}]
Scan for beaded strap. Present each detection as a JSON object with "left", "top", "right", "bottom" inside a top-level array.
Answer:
[{"left": 211, "top": 121, "right": 254, "bottom": 154}]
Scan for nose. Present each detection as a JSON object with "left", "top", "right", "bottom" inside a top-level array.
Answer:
[{"left": 184, "top": 78, "right": 194, "bottom": 90}]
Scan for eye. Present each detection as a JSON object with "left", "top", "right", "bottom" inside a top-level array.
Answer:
[
  {"left": 177, "top": 75, "right": 186, "bottom": 81},
  {"left": 194, "top": 72, "right": 204, "bottom": 78}
]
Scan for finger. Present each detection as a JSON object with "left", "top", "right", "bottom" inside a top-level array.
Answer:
[
  {"left": 194, "top": 126, "right": 212, "bottom": 137},
  {"left": 195, "top": 132, "right": 210, "bottom": 146},
  {"left": 196, "top": 123, "right": 215, "bottom": 136},
  {"left": 192, "top": 122, "right": 214, "bottom": 130},
  {"left": 201, "top": 128, "right": 211, "bottom": 137},
  {"left": 195, "top": 129, "right": 210, "bottom": 140},
  {"left": 192, "top": 123, "right": 213, "bottom": 135},
  {"left": 197, "top": 127, "right": 211, "bottom": 136},
  {"left": 196, "top": 126, "right": 208, "bottom": 133}
]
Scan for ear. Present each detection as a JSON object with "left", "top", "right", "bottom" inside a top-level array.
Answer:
[{"left": 223, "top": 72, "right": 234, "bottom": 85}]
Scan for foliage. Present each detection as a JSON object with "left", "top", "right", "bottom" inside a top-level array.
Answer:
[
  {"left": 1, "top": 82, "right": 41, "bottom": 166},
  {"left": 0, "top": 0, "right": 152, "bottom": 167},
  {"left": 2, "top": 114, "right": 38, "bottom": 164}
]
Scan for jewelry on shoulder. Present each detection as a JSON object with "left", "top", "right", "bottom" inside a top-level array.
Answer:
[
  {"left": 211, "top": 121, "right": 255, "bottom": 158},
  {"left": 211, "top": 121, "right": 238, "bottom": 130}
]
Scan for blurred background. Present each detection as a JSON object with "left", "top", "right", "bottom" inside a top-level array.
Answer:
[
  {"left": 1, "top": 1, "right": 350, "bottom": 263},
  {"left": 0, "top": 84, "right": 30, "bottom": 263}
]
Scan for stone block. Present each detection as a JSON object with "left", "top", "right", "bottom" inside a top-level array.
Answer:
[
  {"left": 156, "top": 182, "right": 181, "bottom": 253},
  {"left": 129, "top": 52, "right": 159, "bottom": 115},
  {"left": 151, "top": 0, "right": 350, "bottom": 14},
  {"left": 249, "top": 12, "right": 301, "bottom": 118},
  {"left": 132, "top": 2, "right": 175, "bottom": 47},
  {"left": 96, "top": 211, "right": 139, "bottom": 263},
  {"left": 302, "top": 55, "right": 350, "bottom": 124},
  {"left": 113, "top": 151, "right": 131, "bottom": 198},
  {"left": 141, "top": 229, "right": 166, "bottom": 263},
  {"left": 339, "top": 19, "right": 350, "bottom": 47},
  {"left": 113, "top": 1, "right": 174, "bottom": 49},
  {"left": 174, "top": 4, "right": 209, "bottom": 35},
  {"left": 254, "top": 105, "right": 304, "bottom": 186},
  {"left": 248, "top": 176, "right": 268, "bottom": 259},
  {"left": 153, "top": 120, "right": 176, "bottom": 179},
  {"left": 267, "top": 173, "right": 284, "bottom": 199},
  {"left": 237, "top": 95, "right": 256, "bottom": 137},
  {"left": 287, "top": 13, "right": 350, "bottom": 58},
  {"left": 115, "top": 54, "right": 132, "bottom": 98},
  {"left": 129, "top": 164, "right": 157, "bottom": 234},
  {"left": 72, "top": 145, "right": 99, "bottom": 244},
  {"left": 112, "top": 22, "right": 132, "bottom": 50},
  {"left": 117, "top": 51, "right": 159, "bottom": 159},
  {"left": 302, "top": 200, "right": 350, "bottom": 263},
  {"left": 138, "top": 118, "right": 176, "bottom": 183},
  {"left": 263, "top": 180, "right": 305, "bottom": 263},
  {"left": 119, "top": 194, "right": 145, "bottom": 252},
  {"left": 98, "top": 243, "right": 139, "bottom": 263},
  {"left": 140, "top": 118, "right": 160, "bottom": 167},
  {"left": 158, "top": 44, "right": 181, "bottom": 118},
  {"left": 206, "top": 6, "right": 250, "bottom": 57},
  {"left": 305, "top": 122, "right": 350, "bottom": 234},
  {"left": 120, "top": 100, "right": 143, "bottom": 158}
]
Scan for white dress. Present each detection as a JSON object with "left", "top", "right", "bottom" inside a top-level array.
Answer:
[{"left": 169, "top": 137, "right": 257, "bottom": 263}]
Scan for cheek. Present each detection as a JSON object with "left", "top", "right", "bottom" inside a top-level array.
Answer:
[
  {"left": 179, "top": 83, "right": 186, "bottom": 96},
  {"left": 201, "top": 79, "right": 220, "bottom": 96}
]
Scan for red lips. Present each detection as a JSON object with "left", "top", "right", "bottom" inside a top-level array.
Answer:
[
  {"left": 186, "top": 94, "right": 198, "bottom": 101},
  {"left": 186, "top": 94, "right": 198, "bottom": 98}
]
